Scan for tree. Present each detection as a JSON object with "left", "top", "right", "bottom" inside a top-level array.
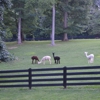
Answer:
[
  {"left": 0, "top": 0, "right": 15, "bottom": 62},
  {"left": 56, "top": 0, "right": 92, "bottom": 40},
  {"left": 4, "top": 0, "right": 37, "bottom": 42},
  {"left": 26, "top": 0, "right": 56, "bottom": 45},
  {"left": 63, "top": 0, "right": 68, "bottom": 41},
  {"left": 5, "top": 0, "right": 37, "bottom": 43},
  {"left": 3, "top": 0, "right": 93, "bottom": 43},
  {"left": 25, "top": 0, "right": 57, "bottom": 45},
  {"left": 87, "top": 0, "right": 100, "bottom": 36},
  {"left": 11, "top": 0, "right": 25, "bottom": 44},
  {"left": 51, "top": 4, "right": 56, "bottom": 46},
  {"left": 40, "top": 0, "right": 92, "bottom": 41}
]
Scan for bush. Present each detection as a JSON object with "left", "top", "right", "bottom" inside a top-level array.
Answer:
[{"left": 0, "top": 41, "right": 15, "bottom": 62}]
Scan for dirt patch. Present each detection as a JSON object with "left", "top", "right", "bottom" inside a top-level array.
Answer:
[{"left": 8, "top": 46, "right": 18, "bottom": 49}]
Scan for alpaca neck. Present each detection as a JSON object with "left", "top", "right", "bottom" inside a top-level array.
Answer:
[
  {"left": 52, "top": 53, "right": 55, "bottom": 59},
  {"left": 38, "top": 60, "right": 42, "bottom": 64},
  {"left": 40, "top": 59, "right": 43, "bottom": 62},
  {"left": 85, "top": 54, "right": 88, "bottom": 57},
  {"left": 85, "top": 53, "right": 88, "bottom": 58}
]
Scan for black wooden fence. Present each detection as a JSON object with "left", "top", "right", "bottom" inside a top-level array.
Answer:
[{"left": 0, "top": 66, "right": 100, "bottom": 89}]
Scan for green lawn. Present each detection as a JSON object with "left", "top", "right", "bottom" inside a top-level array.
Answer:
[{"left": 0, "top": 39, "right": 100, "bottom": 100}]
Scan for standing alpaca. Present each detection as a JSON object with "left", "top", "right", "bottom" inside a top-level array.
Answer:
[
  {"left": 84, "top": 52, "right": 94, "bottom": 63},
  {"left": 31, "top": 56, "right": 39, "bottom": 64},
  {"left": 52, "top": 53, "right": 60, "bottom": 64},
  {"left": 38, "top": 56, "right": 51, "bottom": 65}
]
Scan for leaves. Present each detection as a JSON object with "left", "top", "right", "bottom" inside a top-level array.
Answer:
[{"left": 0, "top": 0, "right": 15, "bottom": 62}]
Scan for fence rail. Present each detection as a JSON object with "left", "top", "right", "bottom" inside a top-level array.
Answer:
[{"left": 0, "top": 66, "right": 100, "bottom": 89}]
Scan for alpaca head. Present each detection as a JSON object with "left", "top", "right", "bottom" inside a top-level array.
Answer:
[
  {"left": 52, "top": 52, "right": 55, "bottom": 55},
  {"left": 84, "top": 52, "right": 88, "bottom": 54},
  {"left": 38, "top": 61, "right": 41, "bottom": 64},
  {"left": 84, "top": 52, "right": 88, "bottom": 57}
]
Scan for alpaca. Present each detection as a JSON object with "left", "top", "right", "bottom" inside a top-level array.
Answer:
[
  {"left": 38, "top": 56, "right": 51, "bottom": 65},
  {"left": 31, "top": 56, "right": 39, "bottom": 64},
  {"left": 84, "top": 52, "right": 94, "bottom": 63},
  {"left": 52, "top": 53, "right": 60, "bottom": 64}
]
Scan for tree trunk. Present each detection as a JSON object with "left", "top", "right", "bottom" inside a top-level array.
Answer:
[
  {"left": 18, "top": 16, "right": 22, "bottom": 44},
  {"left": 63, "top": 0, "right": 68, "bottom": 41},
  {"left": 51, "top": 4, "right": 55, "bottom": 46}
]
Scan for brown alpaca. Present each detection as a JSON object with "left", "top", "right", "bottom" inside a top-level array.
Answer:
[{"left": 31, "top": 56, "right": 39, "bottom": 64}]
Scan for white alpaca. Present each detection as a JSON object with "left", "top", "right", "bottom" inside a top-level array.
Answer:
[
  {"left": 38, "top": 56, "right": 51, "bottom": 65},
  {"left": 84, "top": 52, "right": 94, "bottom": 63}
]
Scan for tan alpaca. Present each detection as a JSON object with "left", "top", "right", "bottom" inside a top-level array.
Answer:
[{"left": 38, "top": 56, "right": 51, "bottom": 65}]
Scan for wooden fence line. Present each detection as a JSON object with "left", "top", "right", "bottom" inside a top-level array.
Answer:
[{"left": 0, "top": 66, "right": 100, "bottom": 89}]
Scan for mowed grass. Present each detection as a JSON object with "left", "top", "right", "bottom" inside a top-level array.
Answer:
[{"left": 0, "top": 39, "right": 100, "bottom": 100}]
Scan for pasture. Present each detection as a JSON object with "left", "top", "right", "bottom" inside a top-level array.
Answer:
[{"left": 0, "top": 39, "right": 100, "bottom": 100}]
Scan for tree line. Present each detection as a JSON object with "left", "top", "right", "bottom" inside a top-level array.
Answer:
[{"left": 2, "top": 0, "right": 100, "bottom": 44}]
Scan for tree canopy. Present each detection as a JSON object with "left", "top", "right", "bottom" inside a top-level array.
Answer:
[{"left": 2, "top": 0, "right": 100, "bottom": 43}]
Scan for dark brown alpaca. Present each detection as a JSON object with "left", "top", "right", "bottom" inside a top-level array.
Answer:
[
  {"left": 31, "top": 56, "right": 39, "bottom": 64},
  {"left": 52, "top": 53, "right": 60, "bottom": 64}
]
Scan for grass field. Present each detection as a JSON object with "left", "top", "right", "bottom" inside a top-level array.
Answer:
[{"left": 0, "top": 39, "right": 100, "bottom": 100}]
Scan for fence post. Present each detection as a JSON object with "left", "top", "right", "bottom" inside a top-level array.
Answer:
[
  {"left": 28, "top": 68, "right": 32, "bottom": 89},
  {"left": 63, "top": 66, "right": 67, "bottom": 89}
]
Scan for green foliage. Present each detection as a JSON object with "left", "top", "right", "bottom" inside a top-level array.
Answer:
[
  {"left": 0, "top": 0, "right": 15, "bottom": 62},
  {"left": 39, "top": 0, "right": 92, "bottom": 38},
  {"left": 0, "top": 0, "right": 12, "bottom": 39},
  {"left": 3, "top": 0, "right": 100, "bottom": 40},
  {"left": 0, "top": 41, "right": 15, "bottom": 62},
  {"left": 87, "top": 1, "right": 100, "bottom": 35},
  {"left": 5, "top": 28, "right": 13, "bottom": 41},
  {"left": 63, "top": 0, "right": 92, "bottom": 35}
]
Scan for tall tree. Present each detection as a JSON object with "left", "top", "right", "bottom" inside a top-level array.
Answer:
[
  {"left": 11, "top": 0, "right": 25, "bottom": 44},
  {"left": 0, "top": 0, "right": 15, "bottom": 62},
  {"left": 63, "top": 0, "right": 68, "bottom": 41},
  {"left": 25, "top": 0, "right": 57, "bottom": 45},
  {"left": 87, "top": 0, "right": 100, "bottom": 36},
  {"left": 56, "top": 0, "right": 92, "bottom": 40},
  {"left": 4, "top": 0, "right": 37, "bottom": 42},
  {"left": 51, "top": 4, "right": 56, "bottom": 45}
]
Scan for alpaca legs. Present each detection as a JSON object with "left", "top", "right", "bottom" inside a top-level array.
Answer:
[
  {"left": 57, "top": 60, "right": 60, "bottom": 64},
  {"left": 55, "top": 60, "right": 60, "bottom": 64},
  {"left": 43, "top": 59, "right": 51, "bottom": 64},
  {"left": 32, "top": 60, "right": 35, "bottom": 64},
  {"left": 88, "top": 58, "right": 94, "bottom": 63},
  {"left": 57, "top": 60, "right": 58, "bottom": 64},
  {"left": 49, "top": 59, "right": 51, "bottom": 64},
  {"left": 32, "top": 59, "right": 38, "bottom": 64},
  {"left": 35, "top": 60, "right": 37, "bottom": 64},
  {"left": 32, "top": 60, "right": 33, "bottom": 64},
  {"left": 58, "top": 60, "right": 60, "bottom": 64}
]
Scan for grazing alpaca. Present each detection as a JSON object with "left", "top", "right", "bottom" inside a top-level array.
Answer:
[
  {"left": 52, "top": 53, "right": 60, "bottom": 64},
  {"left": 38, "top": 56, "right": 51, "bottom": 65},
  {"left": 31, "top": 56, "right": 39, "bottom": 64},
  {"left": 84, "top": 52, "right": 94, "bottom": 63}
]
